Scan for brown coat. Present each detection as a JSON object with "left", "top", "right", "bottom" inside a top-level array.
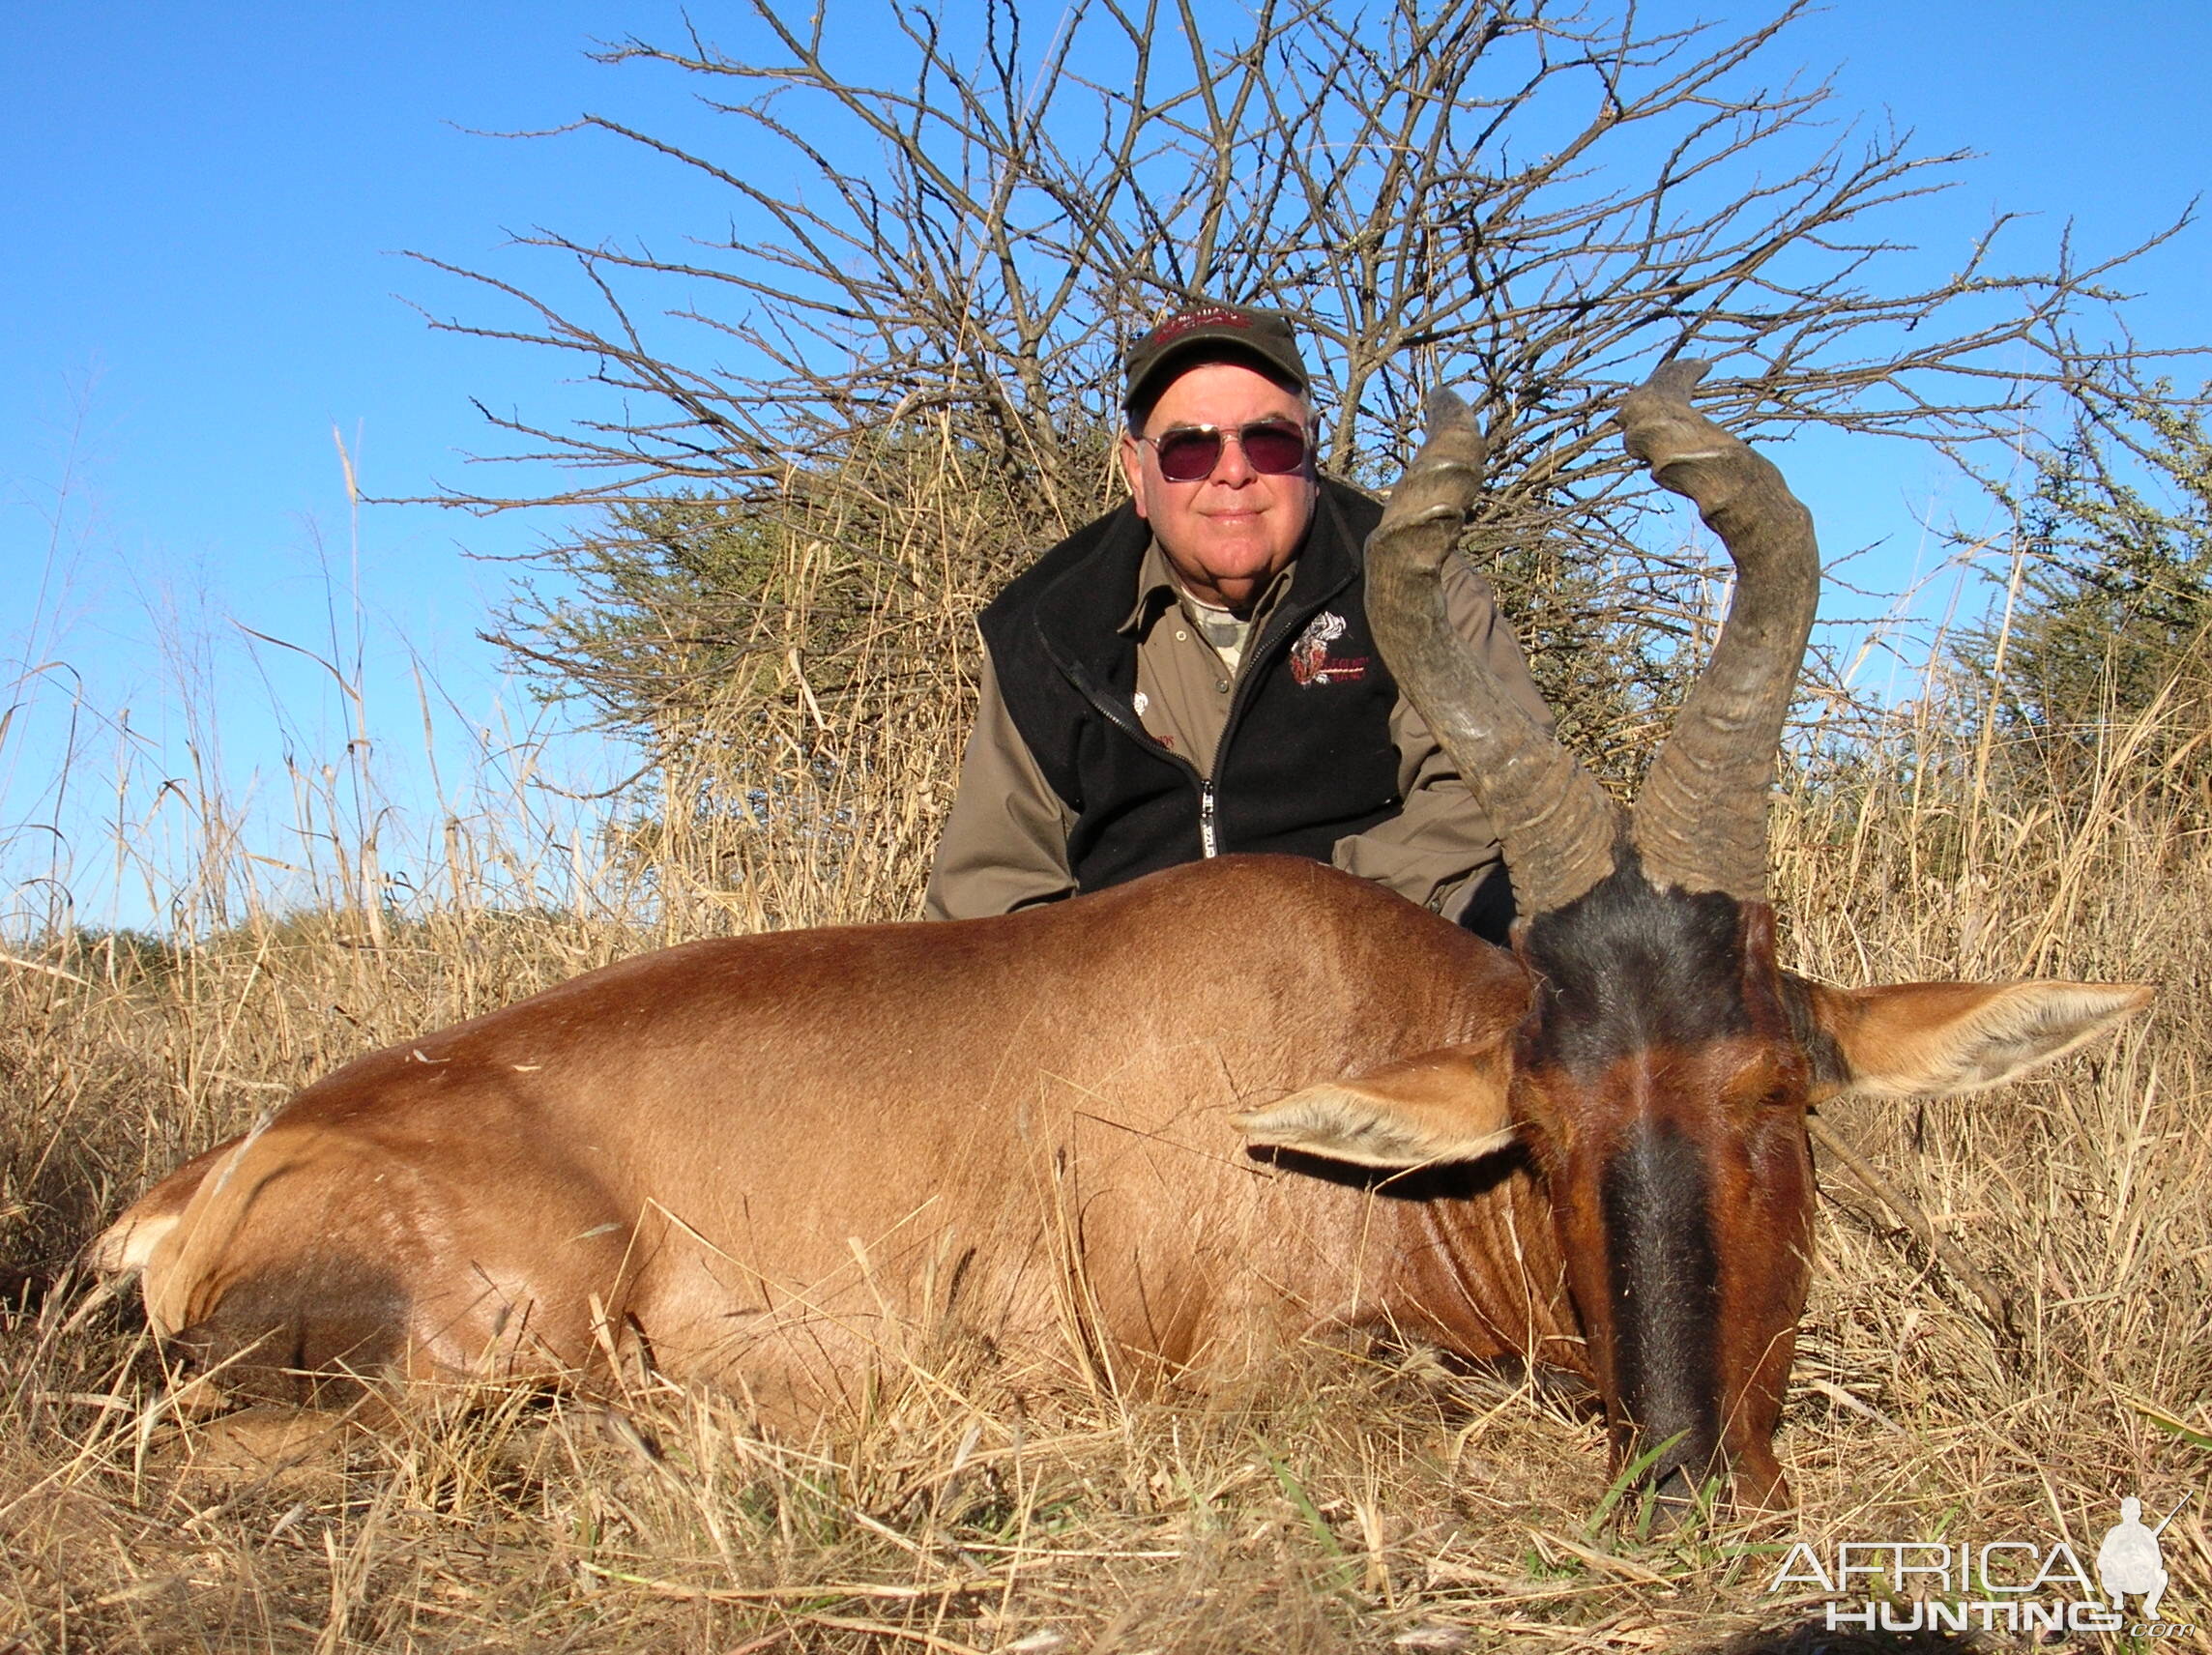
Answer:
[{"left": 109, "top": 858, "right": 1578, "bottom": 1423}]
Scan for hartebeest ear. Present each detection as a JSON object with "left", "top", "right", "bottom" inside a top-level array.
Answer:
[
  {"left": 1797, "top": 978, "right": 2152, "bottom": 1100},
  {"left": 1235, "top": 1035, "right": 1517, "bottom": 1169}
]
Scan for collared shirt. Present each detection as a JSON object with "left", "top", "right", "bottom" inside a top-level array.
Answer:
[{"left": 1122, "top": 540, "right": 1297, "bottom": 777}]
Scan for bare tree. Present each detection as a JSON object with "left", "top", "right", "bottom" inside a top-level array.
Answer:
[
  {"left": 421, "top": 0, "right": 2159, "bottom": 500},
  {"left": 410, "top": 0, "right": 2180, "bottom": 913}
]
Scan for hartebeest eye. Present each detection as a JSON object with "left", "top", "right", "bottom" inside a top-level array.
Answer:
[
  {"left": 1744, "top": 1058, "right": 1809, "bottom": 1112},
  {"left": 1706, "top": 1046, "right": 1810, "bottom": 1118}
]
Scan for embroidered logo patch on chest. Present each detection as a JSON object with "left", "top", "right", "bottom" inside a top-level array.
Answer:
[{"left": 1290, "top": 611, "right": 1371, "bottom": 685}]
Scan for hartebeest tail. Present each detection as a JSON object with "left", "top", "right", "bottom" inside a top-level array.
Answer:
[{"left": 95, "top": 366, "right": 2150, "bottom": 1513}]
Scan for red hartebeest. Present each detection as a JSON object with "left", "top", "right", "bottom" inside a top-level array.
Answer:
[{"left": 92, "top": 365, "right": 2147, "bottom": 1506}]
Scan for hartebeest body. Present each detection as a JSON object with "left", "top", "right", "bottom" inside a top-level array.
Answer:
[{"left": 95, "top": 367, "right": 2147, "bottom": 1505}]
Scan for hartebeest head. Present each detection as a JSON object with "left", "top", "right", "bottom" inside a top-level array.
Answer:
[{"left": 1240, "top": 365, "right": 2147, "bottom": 1506}]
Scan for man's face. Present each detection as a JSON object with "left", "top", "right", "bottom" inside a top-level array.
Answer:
[{"left": 1119, "top": 360, "right": 1318, "bottom": 614}]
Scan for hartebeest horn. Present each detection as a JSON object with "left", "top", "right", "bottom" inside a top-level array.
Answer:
[
  {"left": 1367, "top": 391, "right": 1618, "bottom": 915},
  {"left": 1619, "top": 362, "right": 1819, "bottom": 901}
]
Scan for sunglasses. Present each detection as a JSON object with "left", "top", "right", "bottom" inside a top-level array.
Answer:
[{"left": 1140, "top": 420, "right": 1312, "bottom": 483}]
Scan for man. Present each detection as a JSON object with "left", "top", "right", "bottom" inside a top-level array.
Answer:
[{"left": 924, "top": 301, "right": 1551, "bottom": 935}]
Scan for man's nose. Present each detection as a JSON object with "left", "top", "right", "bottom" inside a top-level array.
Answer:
[{"left": 1209, "top": 430, "right": 1258, "bottom": 484}]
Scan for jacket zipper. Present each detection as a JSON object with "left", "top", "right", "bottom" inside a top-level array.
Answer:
[
  {"left": 1042, "top": 555, "right": 1358, "bottom": 862},
  {"left": 1069, "top": 686, "right": 1220, "bottom": 857},
  {"left": 1054, "top": 654, "right": 1210, "bottom": 794}
]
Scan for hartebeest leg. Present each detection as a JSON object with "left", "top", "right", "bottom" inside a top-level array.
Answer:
[{"left": 131, "top": 1120, "right": 645, "bottom": 1399}]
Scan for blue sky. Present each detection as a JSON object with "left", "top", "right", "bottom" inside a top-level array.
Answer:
[{"left": 3, "top": 2, "right": 2206, "bottom": 930}]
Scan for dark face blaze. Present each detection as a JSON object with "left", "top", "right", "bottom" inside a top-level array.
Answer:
[{"left": 1511, "top": 853, "right": 1815, "bottom": 1507}]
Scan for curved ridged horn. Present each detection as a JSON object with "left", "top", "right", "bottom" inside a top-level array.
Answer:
[
  {"left": 1619, "top": 362, "right": 1819, "bottom": 900},
  {"left": 1366, "top": 391, "right": 1619, "bottom": 915}
]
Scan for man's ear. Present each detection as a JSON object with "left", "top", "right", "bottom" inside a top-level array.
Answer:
[
  {"left": 1236, "top": 1034, "right": 1515, "bottom": 1169},
  {"left": 1795, "top": 977, "right": 2152, "bottom": 1100},
  {"left": 1119, "top": 428, "right": 1149, "bottom": 517}
]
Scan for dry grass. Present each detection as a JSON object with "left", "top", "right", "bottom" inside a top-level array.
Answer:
[{"left": 3, "top": 555, "right": 2208, "bottom": 1651}]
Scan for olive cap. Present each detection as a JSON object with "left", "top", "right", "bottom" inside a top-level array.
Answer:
[{"left": 1122, "top": 302, "right": 1309, "bottom": 414}]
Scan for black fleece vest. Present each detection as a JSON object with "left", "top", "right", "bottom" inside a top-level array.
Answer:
[{"left": 978, "top": 479, "right": 1405, "bottom": 894}]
